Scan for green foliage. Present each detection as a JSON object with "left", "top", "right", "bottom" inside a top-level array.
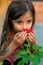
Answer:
[
  {"left": 17, "top": 43, "right": 43, "bottom": 65},
  {"left": 32, "top": 45, "right": 42, "bottom": 51},
  {"left": 0, "top": 62, "right": 3, "bottom": 65},
  {"left": 17, "top": 55, "right": 30, "bottom": 65}
]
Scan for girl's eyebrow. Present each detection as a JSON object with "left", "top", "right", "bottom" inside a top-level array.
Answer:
[
  {"left": 13, "top": 20, "right": 22, "bottom": 22},
  {"left": 14, "top": 18, "right": 32, "bottom": 23}
]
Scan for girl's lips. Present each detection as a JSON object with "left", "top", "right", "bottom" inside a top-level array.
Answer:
[{"left": 22, "top": 28, "right": 34, "bottom": 34}]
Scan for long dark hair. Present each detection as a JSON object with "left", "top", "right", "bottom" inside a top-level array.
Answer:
[{"left": 1, "top": 0, "right": 35, "bottom": 45}]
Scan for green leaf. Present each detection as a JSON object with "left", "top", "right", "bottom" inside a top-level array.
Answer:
[
  {"left": 17, "top": 53, "right": 23, "bottom": 59},
  {"left": 17, "top": 55, "right": 30, "bottom": 65},
  {"left": 31, "top": 51, "right": 43, "bottom": 65},
  {"left": 19, "top": 50, "right": 27, "bottom": 55},
  {"left": 22, "top": 55, "right": 30, "bottom": 63},
  {"left": 30, "top": 55, "right": 40, "bottom": 65},
  {"left": 17, "top": 60, "right": 24, "bottom": 65},
  {"left": 0, "top": 62, "right": 3, "bottom": 65},
  {"left": 18, "top": 49, "right": 31, "bottom": 55},
  {"left": 32, "top": 45, "right": 42, "bottom": 51},
  {"left": 24, "top": 44, "right": 30, "bottom": 47},
  {"left": 17, "top": 43, "right": 43, "bottom": 65},
  {"left": 34, "top": 51, "right": 43, "bottom": 58}
]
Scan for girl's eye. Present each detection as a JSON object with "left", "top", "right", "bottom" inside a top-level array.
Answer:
[
  {"left": 16, "top": 21, "right": 22, "bottom": 24},
  {"left": 27, "top": 19, "right": 32, "bottom": 23}
]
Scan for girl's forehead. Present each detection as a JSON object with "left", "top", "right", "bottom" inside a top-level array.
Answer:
[{"left": 13, "top": 11, "right": 32, "bottom": 21}]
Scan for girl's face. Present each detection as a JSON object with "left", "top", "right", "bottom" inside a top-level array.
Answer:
[{"left": 12, "top": 12, "right": 33, "bottom": 33}]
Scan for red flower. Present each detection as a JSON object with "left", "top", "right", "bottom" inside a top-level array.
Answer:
[{"left": 22, "top": 28, "right": 34, "bottom": 34}]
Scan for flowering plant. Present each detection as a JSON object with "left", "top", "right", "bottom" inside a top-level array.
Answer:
[
  {"left": 22, "top": 28, "right": 34, "bottom": 33},
  {"left": 17, "top": 29, "right": 43, "bottom": 65}
]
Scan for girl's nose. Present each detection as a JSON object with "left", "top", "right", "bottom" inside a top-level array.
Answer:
[{"left": 22, "top": 23, "right": 27, "bottom": 29}]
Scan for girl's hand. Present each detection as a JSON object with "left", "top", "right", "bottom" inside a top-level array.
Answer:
[
  {"left": 27, "top": 30, "right": 38, "bottom": 45},
  {"left": 13, "top": 31, "right": 27, "bottom": 47}
]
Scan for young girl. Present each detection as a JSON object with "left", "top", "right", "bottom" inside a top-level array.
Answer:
[{"left": 0, "top": 0, "right": 38, "bottom": 65}]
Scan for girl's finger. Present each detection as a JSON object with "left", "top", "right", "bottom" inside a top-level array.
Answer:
[
  {"left": 14, "top": 32, "right": 20, "bottom": 37},
  {"left": 18, "top": 31, "right": 26, "bottom": 38},
  {"left": 30, "top": 32, "right": 35, "bottom": 38},
  {"left": 14, "top": 32, "right": 21, "bottom": 39},
  {"left": 14, "top": 31, "right": 27, "bottom": 39},
  {"left": 27, "top": 33, "right": 35, "bottom": 43},
  {"left": 21, "top": 32, "right": 27, "bottom": 40},
  {"left": 27, "top": 36, "right": 33, "bottom": 43},
  {"left": 28, "top": 33, "right": 34, "bottom": 40},
  {"left": 27, "top": 34, "right": 36, "bottom": 44},
  {"left": 14, "top": 31, "right": 24, "bottom": 38},
  {"left": 21, "top": 31, "right": 27, "bottom": 38},
  {"left": 27, "top": 32, "right": 35, "bottom": 38}
]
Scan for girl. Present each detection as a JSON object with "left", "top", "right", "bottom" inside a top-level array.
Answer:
[{"left": 0, "top": 0, "right": 38, "bottom": 65}]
